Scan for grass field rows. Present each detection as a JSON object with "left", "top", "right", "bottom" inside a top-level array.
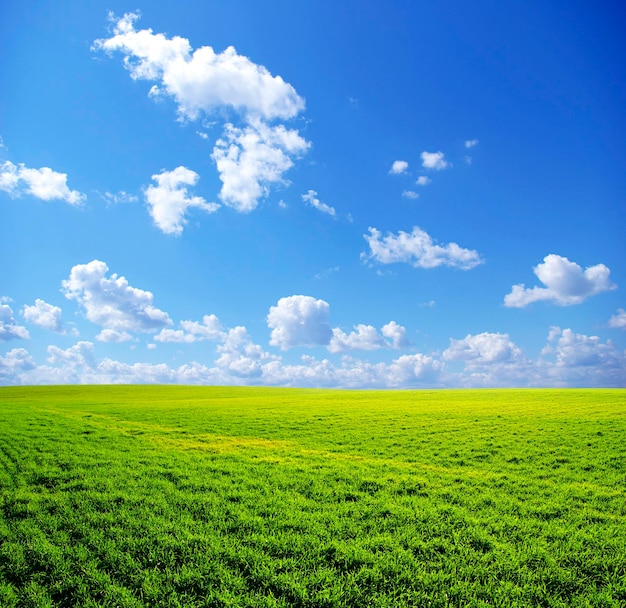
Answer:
[{"left": 0, "top": 386, "right": 624, "bottom": 607}]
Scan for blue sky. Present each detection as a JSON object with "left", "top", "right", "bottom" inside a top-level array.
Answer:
[{"left": 1, "top": 0, "right": 625, "bottom": 387}]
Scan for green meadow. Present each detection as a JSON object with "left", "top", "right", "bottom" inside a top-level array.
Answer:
[{"left": 0, "top": 386, "right": 624, "bottom": 607}]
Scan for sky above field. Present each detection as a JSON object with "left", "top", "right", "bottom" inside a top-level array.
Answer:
[{"left": 1, "top": 1, "right": 625, "bottom": 388}]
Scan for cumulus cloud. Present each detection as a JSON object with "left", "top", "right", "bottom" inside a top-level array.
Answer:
[
  {"left": 504, "top": 254, "right": 616, "bottom": 307},
  {"left": 328, "top": 321, "right": 409, "bottom": 353},
  {"left": 389, "top": 160, "right": 408, "bottom": 175},
  {"left": 0, "top": 304, "right": 30, "bottom": 341},
  {"left": 540, "top": 327, "right": 626, "bottom": 386},
  {"left": 381, "top": 321, "right": 410, "bottom": 349},
  {"left": 443, "top": 332, "right": 522, "bottom": 364},
  {"left": 154, "top": 314, "right": 224, "bottom": 343},
  {"left": 0, "top": 348, "right": 35, "bottom": 381},
  {"left": 144, "top": 166, "right": 219, "bottom": 235},
  {"left": 101, "top": 190, "right": 138, "bottom": 205},
  {"left": 216, "top": 326, "right": 277, "bottom": 377},
  {"left": 328, "top": 325, "right": 386, "bottom": 353},
  {"left": 47, "top": 341, "right": 95, "bottom": 368},
  {"left": 302, "top": 190, "right": 336, "bottom": 217},
  {"left": 0, "top": 160, "right": 85, "bottom": 205},
  {"left": 62, "top": 260, "right": 172, "bottom": 333},
  {"left": 95, "top": 13, "right": 309, "bottom": 213},
  {"left": 421, "top": 151, "right": 449, "bottom": 170},
  {"left": 21, "top": 299, "right": 71, "bottom": 334},
  {"left": 416, "top": 176, "right": 431, "bottom": 186},
  {"left": 94, "top": 12, "right": 304, "bottom": 121},
  {"left": 362, "top": 226, "right": 483, "bottom": 270},
  {"left": 96, "top": 329, "right": 134, "bottom": 343},
  {"left": 212, "top": 120, "right": 309, "bottom": 212},
  {"left": 402, "top": 190, "right": 419, "bottom": 200},
  {"left": 608, "top": 308, "right": 626, "bottom": 330},
  {"left": 267, "top": 295, "right": 333, "bottom": 350}
]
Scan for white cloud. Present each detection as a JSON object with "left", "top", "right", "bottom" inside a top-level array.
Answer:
[
  {"left": 381, "top": 321, "right": 410, "bottom": 348},
  {"left": 608, "top": 308, "right": 626, "bottom": 329},
  {"left": 328, "top": 325, "right": 386, "bottom": 353},
  {"left": 504, "top": 254, "right": 616, "bottom": 307},
  {"left": 2, "top": 324, "right": 623, "bottom": 388},
  {"left": 0, "top": 304, "right": 30, "bottom": 341},
  {"left": 96, "top": 329, "right": 134, "bottom": 342},
  {"left": 21, "top": 299, "right": 70, "bottom": 334},
  {"left": 216, "top": 326, "right": 277, "bottom": 377},
  {"left": 154, "top": 314, "right": 224, "bottom": 343},
  {"left": 95, "top": 13, "right": 309, "bottom": 213},
  {"left": 0, "top": 160, "right": 85, "bottom": 205},
  {"left": 302, "top": 190, "right": 336, "bottom": 217},
  {"left": 95, "top": 12, "right": 305, "bottom": 122},
  {"left": 383, "top": 354, "right": 444, "bottom": 387},
  {"left": 421, "top": 151, "right": 449, "bottom": 170},
  {"left": 401, "top": 190, "right": 419, "bottom": 200},
  {"left": 443, "top": 332, "right": 522, "bottom": 365},
  {"left": 212, "top": 120, "right": 309, "bottom": 212},
  {"left": 540, "top": 327, "right": 626, "bottom": 386},
  {"left": 144, "top": 166, "right": 219, "bottom": 235},
  {"left": 0, "top": 348, "right": 35, "bottom": 381},
  {"left": 389, "top": 160, "right": 408, "bottom": 175},
  {"left": 362, "top": 226, "right": 483, "bottom": 270},
  {"left": 267, "top": 295, "right": 333, "bottom": 350},
  {"left": 465, "top": 139, "right": 479, "bottom": 148},
  {"left": 47, "top": 341, "right": 96, "bottom": 368},
  {"left": 416, "top": 176, "right": 431, "bottom": 186},
  {"left": 62, "top": 260, "right": 172, "bottom": 333}
]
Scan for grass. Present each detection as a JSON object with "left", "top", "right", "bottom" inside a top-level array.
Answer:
[{"left": 0, "top": 385, "right": 624, "bottom": 607}]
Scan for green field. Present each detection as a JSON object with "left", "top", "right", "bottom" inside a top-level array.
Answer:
[{"left": 0, "top": 386, "right": 624, "bottom": 607}]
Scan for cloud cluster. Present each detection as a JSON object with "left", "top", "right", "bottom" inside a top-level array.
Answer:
[
  {"left": 144, "top": 166, "right": 219, "bottom": 235},
  {"left": 444, "top": 332, "right": 522, "bottom": 365},
  {"left": 154, "top": 315, "right": 224, "bottom": 343},
  {"left": 609, "top": 309, "right": 626, "bottom": 330},
  {"left": 0, "top": 160, "right": 85, "bottom": 205},
  {"left": 62, "top": 260, "right": 172, "bottom": 333},
  {"left": 0, "top": 304, "right": 30, "bottom": 341},
  {"left": 95, "top": 13, "right": 308, "bottom": 213},
  {"left": 328, "top": 321, "right": 409, "bottom": 353},
  {"left": 389, "top": 160, "right": 408, "bottom": 175},
  {"left": 540, "top": 327, "right": 626, "bottom": 386},
  {"left": 504, "top": 254, "right": 615, "bottom": 307},
  {"left": 362, "top": 226, "right": 483, "bottom": 270},
  {"left": 266, "top": 295, "right": 409, "bottom": 354},
  {"left": 5, "top": 324, "right": 623, "bottom": 388}
]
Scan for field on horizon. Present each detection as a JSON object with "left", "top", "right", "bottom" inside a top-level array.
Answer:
[{"left": 0, "top": 386, "right": 624, "bottom": 607}]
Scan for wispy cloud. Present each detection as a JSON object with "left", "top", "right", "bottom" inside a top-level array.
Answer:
[{"left": 302, "top": 190, "right": 337, "bottom": 217}]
